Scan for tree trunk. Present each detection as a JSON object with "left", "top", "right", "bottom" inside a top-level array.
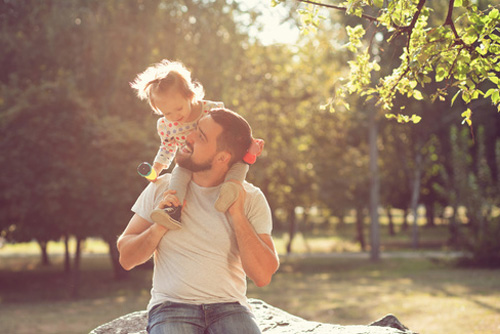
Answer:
[
  {"left": 449, "top": 203, "right": 459, "bottom": 246},
  {"left": 286, "top": 207, "right": 297, "bottom": 254},
  {"left": 355, "top": 206, "right": 366, "bottom": 251},
  {"left": 402, "top": 209, "right": 409, "bottom": 231},
  {"left": 410, "top": 152, "right": 423, "bottom": 249},
  {"left": 64, "top": 234, "right": 71, "bottom": 274},
  {"left": 386, "top": 206, "right": 395, "bottom": 236},
  {"left": 369, "top": 106, "right": 380, "bottom": 261},
  {"left": 425, "top": 202, "right": 436, "bottom": 228},
  {"left": 70, "top": 237, "right": 83, "bottom": 299},
  {"left": 336, "top": 214, "right": 346, "bottom": 230},
  {"left": 38, "top": 240, "right": 50, "bottom": 266}
]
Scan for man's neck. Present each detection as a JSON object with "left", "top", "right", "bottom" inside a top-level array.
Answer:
[{"left": 191, "top": 168, "right": 227, "bottom": 188}]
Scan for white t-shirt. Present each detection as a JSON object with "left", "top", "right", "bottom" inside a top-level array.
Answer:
[{"left": 131, "top": 174, "right": 273, "bottom": 311}]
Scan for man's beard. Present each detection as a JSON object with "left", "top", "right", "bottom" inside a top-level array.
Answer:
[{"left": 176, "top": 151, "right": 213, "bottom": 172}]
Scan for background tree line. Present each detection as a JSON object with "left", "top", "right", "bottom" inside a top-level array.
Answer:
[{"left": 0, "top": 0, "right": 499, "bottom": 287}]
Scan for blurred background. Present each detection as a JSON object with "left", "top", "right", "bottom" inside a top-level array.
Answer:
[{"left": 0, "top": 0, "right": 499, "bottom": 333}]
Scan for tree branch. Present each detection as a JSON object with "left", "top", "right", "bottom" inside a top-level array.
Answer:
[
  {"left": 444, "top": 0, "right": 459, "bottom": 39},
  {"left": 443, "top": 0, "right": 474, "bottom": 52},
  {"left": 296, "top": 0, "right": 379, "bottom": 22},
  {"left": 397, "top": 0, "right": 426, "bottom": 50}
]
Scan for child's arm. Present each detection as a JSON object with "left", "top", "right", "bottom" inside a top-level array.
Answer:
[{"left": 151, "top": 117, "right": 175, "bottom": 182}]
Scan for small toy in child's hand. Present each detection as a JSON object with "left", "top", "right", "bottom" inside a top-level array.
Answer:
[{"left": 137, "top": 162, "right": 157, "bottom": 181}]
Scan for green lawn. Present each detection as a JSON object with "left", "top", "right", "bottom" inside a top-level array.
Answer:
[
  {"left": 1, "top": 250, "right": 499, "bottom": 334},
  {"left": 1, "top": 221, "right": 499, "bottom": 334},
  {"left": 248, "top": 255, "right": 500, "bottom": 334}
]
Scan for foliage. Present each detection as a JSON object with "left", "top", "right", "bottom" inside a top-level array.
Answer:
[
  {"left": 0, "top": 0, "right": 251, "bottom": 276},
  {"left": 1, "top": 0, "right": 499, "bottom": 268},
  {"left": 432, "top": 123, "right": 500, "bottom": 266},
  {"left": 273, "top": 0, "right": 500, "bottom": 125}
]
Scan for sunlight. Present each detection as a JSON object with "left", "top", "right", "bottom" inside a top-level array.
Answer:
[{"left": 239, "top": 0, "right": 300, "bottom": 45}]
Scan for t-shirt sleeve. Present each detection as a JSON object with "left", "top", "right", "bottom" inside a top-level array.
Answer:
[
  {"left": 245, "top": 186, "right": 273, "bottom": 235},
  {"left": 131, "top": 175, "right": 170, "bottom": 223}
]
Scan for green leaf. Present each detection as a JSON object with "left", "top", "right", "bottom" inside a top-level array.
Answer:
[
  {"left": 435, "top": 66, "right": 447, "bottom": 82},
  {"left": 461, "top": 108, "right": 472, "bottom": 126},
  {"left": 413, "top": 90, "right": 424, "bottom": 100},
  {"left": 492, "top": 90, "right": 500, "bottom": 104},
  {"left": 411, "top": 115, "right": 422, "bottom": 124},
  {"left": 484, "top": 88, "right": 495, "bottom": 98},
  {"left": 488, "top": 8, "right": 499, "bottom": 20}
]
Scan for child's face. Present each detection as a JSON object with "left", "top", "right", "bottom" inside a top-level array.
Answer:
[{"left": 153, "top": 89, "right": 193, "bottom": 123}]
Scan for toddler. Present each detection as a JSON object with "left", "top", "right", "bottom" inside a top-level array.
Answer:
[{"left": 130, "top": 59, "right": 263, "bottom": 230}]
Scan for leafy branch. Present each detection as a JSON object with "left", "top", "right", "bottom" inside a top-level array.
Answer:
[{"left": 275, "top": 0, "right": 500, "bottom": 124}]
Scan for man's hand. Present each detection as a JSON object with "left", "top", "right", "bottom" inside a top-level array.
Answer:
[
  {"left": 117, "top": 214, "right": 168, "bottom": 271},
  {"left": 226, "top": 181, "right": 279, "bottom": 287}
]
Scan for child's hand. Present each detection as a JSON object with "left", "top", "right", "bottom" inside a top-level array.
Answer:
[
  {"left": 159, "top": 190, "right": 181, "bottom": 208},
  {"left": 151, "top": 162, "right": 166, "bottom": 183},
  {"left": 252, "top": 139, "right": 265, "bottom": 156},
  {"left": 243, "top": 138, "right": 265, "bottom": 165}
]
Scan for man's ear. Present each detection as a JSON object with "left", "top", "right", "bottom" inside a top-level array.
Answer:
[{"left": 215, "top": 151, "right": 232, "bottom": 164}]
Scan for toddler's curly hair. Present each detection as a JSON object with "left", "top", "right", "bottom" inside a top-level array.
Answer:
[{"left": 130, "top": 59, "right": 205, "bottom": 115}]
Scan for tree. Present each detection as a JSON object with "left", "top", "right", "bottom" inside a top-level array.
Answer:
[
  {"left": 0, "top": 0, "right": 254, "bottom": 281},
  {"left": 270, "top": 0, "right": 499, "bottom": 260},
  {"left": 273, "top": 0, "right": 500, "bottom": 124}
]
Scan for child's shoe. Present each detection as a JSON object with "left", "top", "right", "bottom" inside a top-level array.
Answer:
[
  {"left": 214, "top": 182, "right": 241, "bottom": 212},
  {"left": 150, "top": 205, "right": 182, "bottom": 230}
]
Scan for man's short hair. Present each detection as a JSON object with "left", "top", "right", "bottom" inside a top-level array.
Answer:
[{"left": 209, "top": 108, "right": 253, "bottom": 166}]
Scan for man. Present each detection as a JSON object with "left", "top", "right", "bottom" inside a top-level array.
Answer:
[{"left": 117, "top": 108, "right": 280, "bottom": 334}]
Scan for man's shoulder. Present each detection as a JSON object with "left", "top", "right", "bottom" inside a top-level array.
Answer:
[
  {"left": 242, "top": 181, "right": 265, "bottom": 198},
  {"left": 146, "top": 174, "right": 171, "bottom": 194}
]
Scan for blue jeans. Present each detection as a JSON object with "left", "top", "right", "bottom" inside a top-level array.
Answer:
[{"left": 147, "top": 300, "right": 262, "bottom": 334}]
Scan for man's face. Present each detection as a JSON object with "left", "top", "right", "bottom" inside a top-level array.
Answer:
[{"left": 175, "top": 115, "right": 222, "bottom": 172}]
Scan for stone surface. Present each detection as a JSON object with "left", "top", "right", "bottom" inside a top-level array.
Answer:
[{"left": 90, "top": 299, "right": 416, "bottom": 334}]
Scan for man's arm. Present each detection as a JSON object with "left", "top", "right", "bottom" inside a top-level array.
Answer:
[
  {"left": 228, "top": 183, "right": 280, "bottom": 287},
  {"left": 117, "top": 214, "right": 168, "bottom": 271}
]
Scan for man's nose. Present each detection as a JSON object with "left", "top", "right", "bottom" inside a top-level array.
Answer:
[{"left": 186, "top": 131, "right": 196, "bottom": 142}]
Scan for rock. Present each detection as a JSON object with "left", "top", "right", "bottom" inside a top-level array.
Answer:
[
  {"left": 90, "top": 299, "right": 416, "bottom": 334},
  {"left": 369, "top": 314, "right": 411, "bottom": 332}
]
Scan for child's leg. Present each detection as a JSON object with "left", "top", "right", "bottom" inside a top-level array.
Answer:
[
  {"left": 168, "top": 165, "right": 192, "bottom": 205},
  {"left": 214, "top": 162, "right": 249, "bottom": 212},
  {"left": 150, "top": 165, "right": 192, "bottom": 230},
  {"left": 224, "top": 161, "right": 249, "bottom": 183}
]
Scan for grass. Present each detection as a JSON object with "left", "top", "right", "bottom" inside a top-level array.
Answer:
[
  {"left": 1, "top": 220, "right": 499, "bottom": 334},
  {"left": 0, "top": 253, "right": 151, "bottom": 334},
  {"left": 248, "top": 256, "right": 500, "bottom": 334}
]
